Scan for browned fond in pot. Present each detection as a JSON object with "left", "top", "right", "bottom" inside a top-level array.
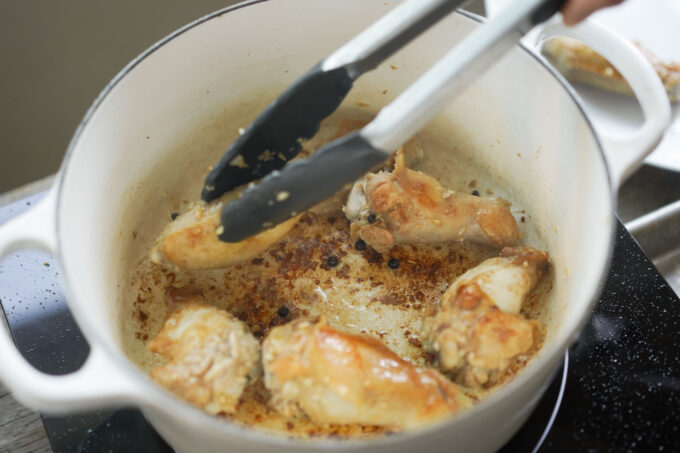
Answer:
[
  {"left": 126, "top": 200, "right": 550, "bottom": 438},
  {"left": 121, "top": 113, "right": 552, "bottom": 439}
]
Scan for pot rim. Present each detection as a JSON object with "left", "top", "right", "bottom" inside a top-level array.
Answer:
[{"left": 53, "top": 0, "right": 616, "bottom": 448}]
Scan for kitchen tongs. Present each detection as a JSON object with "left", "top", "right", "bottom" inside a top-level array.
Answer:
[{"left": 206, "top": 0, "right": 564, "bottom": 242}]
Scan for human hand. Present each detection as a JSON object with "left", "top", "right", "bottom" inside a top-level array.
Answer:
[{"left": 562, "top": 0, "right": 623, "bottom": 25}]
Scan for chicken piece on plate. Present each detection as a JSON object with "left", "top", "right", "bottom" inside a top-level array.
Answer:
[
  {"left": 150, "top": 193, "right": 299, "bottom": 269},
  {"left": 542, "top": 37, "right": 679, "bottom": 103},
  {"left": 344, "top": 153, "right": 520, "bottom": 253},
  {"left": 421, "top": 247, "right": 549, "bottom": 388},
  {"left": 148, "top": 301, "right": 260, "bottom": 415},
  {"left": 262, "top": 316, "right": 469, "bottom": 428}
]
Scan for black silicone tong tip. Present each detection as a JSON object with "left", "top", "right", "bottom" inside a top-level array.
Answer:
[
  {"left": 217, "top": 133, "right": 388, "bottom": 242},
  {"left": 201, "top": 63, "right": 354, "bottom": 202}
]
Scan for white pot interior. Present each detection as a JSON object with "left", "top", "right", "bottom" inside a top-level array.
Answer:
[{"left": 55, "top": 0, "right": 614, "bottom": 450}]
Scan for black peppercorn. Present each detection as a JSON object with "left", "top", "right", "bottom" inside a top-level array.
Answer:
[
  {"left": 471, "top": 190, "right": 480, "bottom": 197},
  {"left": 277, "top": 306, "right": 290, "bottom": 318},
  {"left": 355, "top": 239, "right": 367, "bottom": 251},
  {"left": 326, "top": 256, "right": 339, "bottom": 267},
  {"left": 388, "top": 258, "right": 400, "bottom": 269},
  {"left": 367, "top": 213, "right": 377, "bottom": 223},
  {"left": 171, "top": 212, "right": 179, "bottom": 220}
]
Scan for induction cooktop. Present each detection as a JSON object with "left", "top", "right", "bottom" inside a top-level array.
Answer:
[{"left": 1, "top": 192, "right": 679, "bottom": 452}]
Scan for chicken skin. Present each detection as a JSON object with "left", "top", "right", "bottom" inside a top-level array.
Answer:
[
  {"left": 262, "top": 316, "right": 469, "bottom": 428},
  {"left": 148, "top": 301, "right": 260, "bottom": 415},
  {"left": 421, "top": 247, "right": 549, "bottom": 388},
  {"left": 150, "top": 194, "right": 299, "bottom": 269},
  {"left": 344, "top": 153, "right": 520, "bottom": 253}
]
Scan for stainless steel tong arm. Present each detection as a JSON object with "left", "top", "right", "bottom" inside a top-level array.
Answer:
[
  {"left": 201, "top": 0, "right": 467, "bottom": 202},
  {"left": 323, "top": 0, "right": 469, "bottom": 78},
  {"left": 217, "top": 0, "right": 565, "bottom": 242},
  {"left": 362, "top": 0, "right": 556, "bottom": 152}
]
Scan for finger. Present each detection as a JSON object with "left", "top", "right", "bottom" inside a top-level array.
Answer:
[{"left": 562, "top": 0, "right": 623, "bottom": 25}]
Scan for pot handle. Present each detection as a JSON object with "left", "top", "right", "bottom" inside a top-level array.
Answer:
[
  {"left": 0, "top": 187, "right": 147, "bottom": 413},
  {"left": 530, "top": 17, "right": 672, "bottom": 190}
]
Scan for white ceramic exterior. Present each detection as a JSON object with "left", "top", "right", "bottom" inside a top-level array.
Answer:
[{"left": 0, "top": 1, "right": 670, "bottom": 452}]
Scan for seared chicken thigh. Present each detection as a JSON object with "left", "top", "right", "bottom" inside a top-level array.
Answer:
[
  {"left": 421, "top": 247, "right": 549, "bottom": 387},
  {"left": 263, "top": 316, "right": 469, "bottom": 428},
  {"left": 148, "top": 301, "right": 260, "bottom": 414},
  {"left": 150, "top": 194, "right": 299, "bottom": 269},
  {"left": 344, "top": 153, "right": 520, "bottom": 253}
]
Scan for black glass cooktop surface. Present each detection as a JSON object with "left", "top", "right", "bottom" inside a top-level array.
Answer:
[{"left": 1, "top": 192, "right": 679, "bottom": 452}]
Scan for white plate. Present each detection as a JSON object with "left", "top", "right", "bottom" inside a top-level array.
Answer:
[
  {"left": 485, "top": 0, "right": 680, "bottom": 172},
  {"left": 587, "top": 0, "right": 680, "bottom": 172}
]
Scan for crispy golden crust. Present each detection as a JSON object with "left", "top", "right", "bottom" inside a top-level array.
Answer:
[
  {"left": 148, "top": 302, "right": 260, "bottom": 414},
  {"left": 263, "top": 317, "right": 469, "bottom": 428},
  {"left": 347, "top": 153, "right": 520, "bottom": 253},
  {"left": 422, "top": 247, "right": 549, "bottom": 388},
  {"left": 151, "top": 197, "right": 299, "bottom": 269}
]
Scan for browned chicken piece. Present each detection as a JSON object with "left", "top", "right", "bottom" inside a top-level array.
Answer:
[
  {"left": 148, "top": 301, "right": 260, "bottom": 415},
  {"left": 421, "top": 247, "right": 549, "bottom": 388},
  {"left": 542, "top": 37, "right": 680, "bottom": 103},
  {"left": 262, "top": 316, "right": 469, "bottom": 428},
  {"left": 344, "top": 152, "right": 520, "bottom": 253},
  {"left": 150, "top": 193, "right": 299, "bottom": 269}
]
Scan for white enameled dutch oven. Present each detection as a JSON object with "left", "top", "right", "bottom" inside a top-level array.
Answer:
[{"left": 0, "top": 1, "right": 670, "bottom": 452}]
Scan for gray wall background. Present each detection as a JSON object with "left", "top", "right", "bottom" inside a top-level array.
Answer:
[
  {"left": 0, "top": 0, "right": 239, "bottom": 193},
  {"left": 0, "top": 0, "right": 485, "bottom": 193}
]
